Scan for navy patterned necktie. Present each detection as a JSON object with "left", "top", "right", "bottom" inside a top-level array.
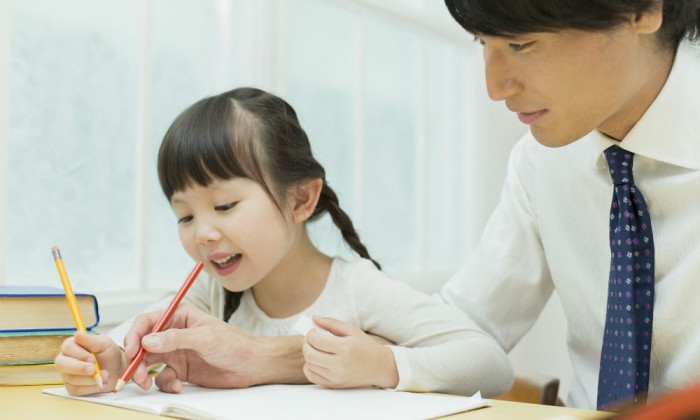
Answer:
[{"left": 597, "top": 145, "right": 655, "bottom": 411}]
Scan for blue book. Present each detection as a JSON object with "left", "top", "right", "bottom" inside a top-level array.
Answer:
[{"left": 0, "top": 286, "right": 99, "bottom": 333}]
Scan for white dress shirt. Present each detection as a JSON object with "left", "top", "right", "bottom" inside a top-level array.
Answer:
[
  {"left": 111, "top": 257, "right": 513, "bottom": 397},
  {"left": 439, "top": 44, "right": 700, "bottom": 409}
]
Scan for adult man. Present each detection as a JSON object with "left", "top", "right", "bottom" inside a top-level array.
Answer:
[{"left": 440, "top": 0, "right": 700, "bottom": 411}]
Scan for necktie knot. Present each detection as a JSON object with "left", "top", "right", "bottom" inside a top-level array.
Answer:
[{"left": 604, "top": 145, "right": 635, "bottom": 185}]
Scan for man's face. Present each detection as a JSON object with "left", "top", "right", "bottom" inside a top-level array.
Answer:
[{"left": 476, "top": 25, "right": 668, "bottom": 147}]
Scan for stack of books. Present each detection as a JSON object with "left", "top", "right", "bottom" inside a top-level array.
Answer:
[{"left": 0, "top": 286, "right": 99, "bottom": 386}]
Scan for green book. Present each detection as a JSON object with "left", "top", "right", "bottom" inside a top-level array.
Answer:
[{"left": 0, "top": 329, "right": 99, "bottom": 366}]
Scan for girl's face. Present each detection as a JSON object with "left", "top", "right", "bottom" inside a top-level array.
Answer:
[{"left": 170, "top": 178, "right": 294, "bottom": 292}]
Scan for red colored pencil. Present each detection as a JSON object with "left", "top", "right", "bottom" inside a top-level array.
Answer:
[{"left": 114, "top": 261, "right": 204, "bottom": 392}]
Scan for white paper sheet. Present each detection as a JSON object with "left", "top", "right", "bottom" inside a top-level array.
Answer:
[{"left": 44, "top": 383, "right": 489, "bottom": 420}]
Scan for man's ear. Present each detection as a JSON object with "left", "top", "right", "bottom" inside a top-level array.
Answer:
[
  {"left": 291, "top": 178, "right": 323, "bottom": 224},
  {"left": 632, "top": 4, "right": 663, "bottom": 35}
]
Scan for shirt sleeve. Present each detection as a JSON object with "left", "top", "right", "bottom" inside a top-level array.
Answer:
[
  {"left": 349, "top": 260, "right": 514, "bottom": 397},
  {"left": 439, "top": 135, "right": 554, "bottom": 352}
]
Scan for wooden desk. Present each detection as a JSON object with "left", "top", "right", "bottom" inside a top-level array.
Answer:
[{"left": 1, "top": 385, "right": 610, "bottom": 419}]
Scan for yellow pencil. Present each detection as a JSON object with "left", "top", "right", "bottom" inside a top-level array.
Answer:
[{"left": 52, "top": 246, "right": 103, "bottom": 389}]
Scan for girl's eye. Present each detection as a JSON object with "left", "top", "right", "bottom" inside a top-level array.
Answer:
[
  {"left": 215, "top": 202, "right": 238, "bottom": 212},
  {"left": 473, "top": 36, "right": 485, "bottom": 46},
  {"left": 509, "top": 41, "right": 534, "bottom": 52},
  {"left": 177, "top": 215, "right": 193, "bottom": 224}
]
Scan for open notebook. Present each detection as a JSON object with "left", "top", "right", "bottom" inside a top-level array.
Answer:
[{"left": 44, "top": 383, "right": 489, "bottom": 420}]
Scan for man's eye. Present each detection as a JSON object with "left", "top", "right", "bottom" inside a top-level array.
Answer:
[
  {"left": 178, "top": 215, "right": 193, "bottom": 224},
  {"left": 509, "top": 41, "right": 533, "bottom": 52},
  {"left": 215, "top": 202, "right": 238, "bottom": 212}
]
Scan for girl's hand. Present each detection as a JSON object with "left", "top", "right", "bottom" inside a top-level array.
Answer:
[
  {"left": 54, "top": 331, "right": 125, "bottom": 396},
  {"left": 302, "top": 315, "right": 399, "bottom": 389}
]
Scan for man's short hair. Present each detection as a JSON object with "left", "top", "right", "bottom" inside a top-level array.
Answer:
[{"left": 445, "top": 0, "right": 700, "bottom": 50}]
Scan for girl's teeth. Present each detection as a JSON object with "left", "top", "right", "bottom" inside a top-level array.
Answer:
[
  {"left": 214, "top": 256, "right": 230, "bottom": 264},
  {"left": 213, "top": 254, "right": 239, "bottom": 266}
]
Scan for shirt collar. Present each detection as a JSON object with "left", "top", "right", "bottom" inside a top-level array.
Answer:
[{"left": 591, "top": 43, "right": 700, "bottom": 170}]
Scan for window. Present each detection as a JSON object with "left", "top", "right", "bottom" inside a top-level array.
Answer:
[{"left": 1, "top": 0, "right": 519, "bottom": 323}]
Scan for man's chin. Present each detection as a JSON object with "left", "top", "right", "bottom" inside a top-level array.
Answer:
[{"left": 530, "top": 126, "right": 585, "bottom": 148}]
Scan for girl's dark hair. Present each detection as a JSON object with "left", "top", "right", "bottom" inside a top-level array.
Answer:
[
  {"left": 157, "top": 87, "right": 380, "bottom": 321},
  {"left": 445, "top": 0, "right": 700, "bottom": 49}
]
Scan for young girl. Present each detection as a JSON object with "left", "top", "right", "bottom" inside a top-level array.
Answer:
[{"left": 55, "top": 87, "right": 513, "bottom": 397}]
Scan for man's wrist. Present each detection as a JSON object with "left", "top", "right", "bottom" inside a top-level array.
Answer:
[{"left": 255, "top": 335, "right": 307, "bottom": 385}]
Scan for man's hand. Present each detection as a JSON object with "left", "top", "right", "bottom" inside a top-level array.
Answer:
[
  {"left": 302, "top": 315, "right": 399, "bottom": 389},
  {"left": 123, "top": 303, "right": 307, "bottom": 393}
]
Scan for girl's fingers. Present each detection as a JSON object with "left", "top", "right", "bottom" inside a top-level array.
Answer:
[
  {"left": 62, "top": 380, "right": 105, "bottom": 397},
  {"left": 302, "top": 354, "right": 333, "bottom": 376},
  {"left": 302, "top": 341, "right": 335, "bottom": 369},
  {"left": 73, "top": 331, "right": 114, "bottom": 353},
  {"left": 305, "top": 330, "right": 342, "bottom": 354},
  {"left": 58, "top": 337, "right": 93, "bottom": 361},
  {"left": 303, "top": 364, "right": 332, "bottom": 386},
  {"left": 61, "top": 372, "right": 102, "bottom": 387},
  {"left": 311, "top": 316, "right": 362, "bottom": 337},
  {"left": 54, "top": 353, "right": 97, "bottom": 376}
]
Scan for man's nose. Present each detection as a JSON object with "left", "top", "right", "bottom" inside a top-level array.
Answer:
[{"left": 484, "top": 49, "right": 521, "bottom": 101}]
